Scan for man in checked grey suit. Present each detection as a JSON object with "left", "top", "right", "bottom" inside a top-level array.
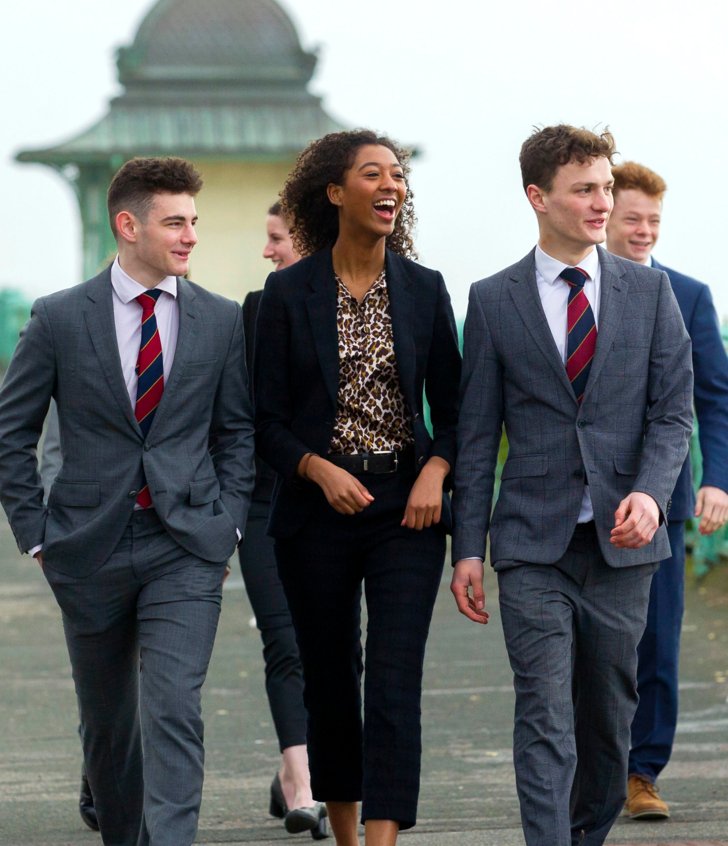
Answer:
[
  {"left": 450, "top": 125, "right": 693, "bottom": 846},
  {"left": 0, "top": 157, "right": 255, "bottom": 845}
]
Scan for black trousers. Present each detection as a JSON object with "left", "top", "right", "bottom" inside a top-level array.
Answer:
[
  {"left": 275, "top": 468, "right": 445, "bottom": 830},
  {"left": 238, "top": 501, "right": 307, "bottom": 751}
]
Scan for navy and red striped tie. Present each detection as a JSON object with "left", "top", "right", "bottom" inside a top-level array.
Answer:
[
  {"left": 561, "top": 266, "right": 597, "bottom": 404},
  {"left": 134, "top": 290, "right": 164, "bottom": 508}
]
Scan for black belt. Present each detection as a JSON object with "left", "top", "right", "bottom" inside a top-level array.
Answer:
[{"left": 327, "top": 448, "right": 412, "bottom": 475}]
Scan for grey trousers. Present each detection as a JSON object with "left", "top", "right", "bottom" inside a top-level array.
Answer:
[
  {"left": 44, "top": 510, "right": 227, "bottom": 846},
  {"left": 497, "top": 523, "right": 655, "bottom": 846}
]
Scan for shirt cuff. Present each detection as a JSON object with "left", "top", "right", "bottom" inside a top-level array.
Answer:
[{"left": 28, "top": 544, "right": 42, "bottom": 557}]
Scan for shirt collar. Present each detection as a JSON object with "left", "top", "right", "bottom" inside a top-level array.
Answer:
[
  {"left": 110, "top": 256, "right": 178, "bottom": 304},
  {"left": 535, "top": 245, "right": 600, "bottom": 286}
]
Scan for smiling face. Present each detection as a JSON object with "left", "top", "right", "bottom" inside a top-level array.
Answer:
[
  {"left": 527, "top": 156, "right": 614, "bottom": 264},
  {"left": 263, "top": 213, "right": 300, "bottom": 270},
  {"left": 327, "top": 144, "right": 407, "bottom": 245},
  {"left": 606, "top": 188, "right": 661, "bottom": 264},
  {"left": 115, "top": 191, "right": 198, "bottom": 287}
]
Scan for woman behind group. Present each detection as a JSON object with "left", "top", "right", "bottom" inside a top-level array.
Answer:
[
  {"left": 238, "top": 203, "right": 328, "bottom": 839},
  {"left": 254, "top": 130, "right": 461, "bottom": 845}
]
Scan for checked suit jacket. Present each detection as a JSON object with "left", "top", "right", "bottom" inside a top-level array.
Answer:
[
  {"left": 452, "top": 245, "right": 694, "bottom": 568},
  {"left": 0, "top": 266, "right": 255, "bottom": 575}
]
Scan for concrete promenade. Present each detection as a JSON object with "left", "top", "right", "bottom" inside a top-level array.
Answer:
[{"left": 1, "top": 514, "right": 727, "bottom": 846}]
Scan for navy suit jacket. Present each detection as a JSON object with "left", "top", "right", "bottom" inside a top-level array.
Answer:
[
  {"left": 253, "top": 248, "right": 462, "bottom": 539},
  {"left": 653, "top": 259, "right": 728, "bottom": 521}
]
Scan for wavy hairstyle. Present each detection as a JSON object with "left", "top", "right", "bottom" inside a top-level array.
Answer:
[
  {"left": 281, "top": 130, "right": 417, "bottom": 258},
  {"left": 520, "top": 125, "right": 617, "bottom": 192}
]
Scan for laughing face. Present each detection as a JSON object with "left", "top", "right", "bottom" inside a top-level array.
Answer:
[
  {"left": 528, "top": 156, "right": 614, "bottom": 263},
  {"left": 606, "top": 188, "right": 661, "bottom": 264},
  {"left": 327, "top": 144, "right": 407, "bottom": 244}
]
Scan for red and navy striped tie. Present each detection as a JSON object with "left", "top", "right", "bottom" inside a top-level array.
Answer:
[
  {"left": 134, "top": 290, "right": 164, "bottom": 508},
  {"left": 561, "top": 266, "right": 597, "bottom": 404}
]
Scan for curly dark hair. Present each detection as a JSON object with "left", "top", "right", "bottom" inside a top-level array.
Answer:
[
  {"left": 520, "top": 125, "right": 617, "bottom": 192},
  {"left": 107, "top": 156, "right": 203, "bottom": 236},
  {"left": 280, "top": 130, "right": 417, "bottom": 258}
]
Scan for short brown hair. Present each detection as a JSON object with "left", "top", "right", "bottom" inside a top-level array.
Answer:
[
  {"left": 107, "top": 157, "right": 203, "bottom": 236},
  {"left": 520, "top": 124, "right": 617, "bottom": 192},
  {"left": 611, "top": 161, "right": 667, "bottom": 200}
]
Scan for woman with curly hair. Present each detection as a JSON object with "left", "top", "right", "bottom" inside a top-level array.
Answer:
[{"left": 254, "top": 130, "right": 461, "bottom": 846}]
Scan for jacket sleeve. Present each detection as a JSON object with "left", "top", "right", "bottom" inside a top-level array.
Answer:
[
  {"left": 253, "top": 273, "right": 313, "bottom": 480},
  {"left": 208, "top": 302, "right": 256, "bottom": 533},
  {"left": 689, "top": 284, "right": 728, "bottom": 493},
  {"left": 451, "top": 283, "right": 504, "bottom": 561},
  {"left": 423, "top": 272, "right": 461, "bottom": 474},
  {"left": 633, "top": 272, "right": 694, "bottom": 518},
  {"left": 0, "top": 298, "right": 56, "bottom": 553}
]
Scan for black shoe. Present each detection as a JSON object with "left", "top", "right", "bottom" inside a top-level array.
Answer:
[
  {"left": 269, "top": 773, "right": 288, "bottom": 819},
  {"left": 311, "top": 813, "right": 329, "bottom": 840},
  {"left": 79, "top": 768, "right": 99, "bottom": 831},
  {"left": 285, "top": 802, "right": 328, "bottom": 835}
]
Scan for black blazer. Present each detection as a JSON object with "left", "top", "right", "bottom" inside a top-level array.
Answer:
[{"left": 254, "top": 248, "right": 461, "bottom": 538}]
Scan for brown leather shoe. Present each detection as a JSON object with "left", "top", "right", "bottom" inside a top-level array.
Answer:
[{"left": 626, "top": 774, "right": 670, "bottom": 819}]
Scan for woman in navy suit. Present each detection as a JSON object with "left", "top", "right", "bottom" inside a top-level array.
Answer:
[{"left": 254, "top": 130, "right": 461, "bottom": 846}]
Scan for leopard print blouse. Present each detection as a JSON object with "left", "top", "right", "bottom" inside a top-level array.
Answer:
[{"left": 329, "top": 271, "right": 413, "bottom": 454}]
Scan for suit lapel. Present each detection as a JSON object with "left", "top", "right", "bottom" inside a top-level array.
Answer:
[
  {"left": 386, "top": 251, "right": 417, "bottom": 412},
  {"left": 83, "top": 270, "right": 142, "bottom": 436},
  {"left": 508, "top": 251, "right": 576, "bottom": 401},
  {"left": 304, "top": 250, "right": 340, "bottom": 408},
  {"left": 149, "top": 277, "right": 199, "bottom": 435},
  {"left": 583, "top": 246, "right": 629, "bottom": 403}
]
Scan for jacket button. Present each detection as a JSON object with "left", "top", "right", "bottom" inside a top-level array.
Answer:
[
  {"left": 128, "top": 490, "right": 138, "bottom": 498},
  {"left": 413, "top": 412, "right": 421, "bottom": 421},
  {"left": 144, "top": 443, "right": 152, "bottom": 451},
  {"left": 577, "top": 420, "right": 588, "bottom": 429}
]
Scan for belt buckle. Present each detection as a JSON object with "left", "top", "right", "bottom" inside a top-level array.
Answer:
[{"left": 372, "top": 449, "right": 396, "bottom": 473}]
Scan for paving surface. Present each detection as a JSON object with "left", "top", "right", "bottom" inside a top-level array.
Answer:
[{"left": 1, "top": 514, "right": 726, "bottom": 845}]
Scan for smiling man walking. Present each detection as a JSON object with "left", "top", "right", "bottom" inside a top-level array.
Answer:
[
  {"left": 0, "top": 156, "right": 255, "bottom": 846},
  {"left": 451, "top": 125, "right": 693, "bottom": 846}
]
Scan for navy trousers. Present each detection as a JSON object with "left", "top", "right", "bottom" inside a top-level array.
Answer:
[
  {"left": 238, "top": 501, "right": 307, "bottom": 751},
  {"left": 274, "top": 468, "right": 445, "bottom": 830},
  {"left": 629, "top": 520, "right": 685, "bottom": 781}
]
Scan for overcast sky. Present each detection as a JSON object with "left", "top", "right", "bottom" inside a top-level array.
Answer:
[{"left": 3, "top": 0, "right": 728, "bottom": 322}]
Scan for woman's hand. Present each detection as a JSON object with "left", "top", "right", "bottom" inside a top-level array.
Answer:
[
  {"left": 401, "top": 456, "right": 449, "bottom": 530},
  {"left": 305, "top": 455, "right": 374, "bottom": 515}
]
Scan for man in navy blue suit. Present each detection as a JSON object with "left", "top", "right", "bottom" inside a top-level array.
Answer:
[{"left": 607, "top": 161, "right": 728, "bottom": 819}]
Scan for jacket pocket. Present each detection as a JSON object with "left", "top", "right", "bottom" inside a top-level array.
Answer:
[
  {"left": 614, "top": 454, "right": 641, "bottom": 476},
  {"left": 189, "top": 476, "right": 220, "bottom": 506},
  {"left": 49, "top": 480, "right": 100, "bottom": 507},
  {"left": 501, "top": 455, "right": 548, "bottom": 480}
]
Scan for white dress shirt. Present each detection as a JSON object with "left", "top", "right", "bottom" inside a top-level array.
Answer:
[
  {"left": 111, "top": 257, "right": 179, "bottom": 407},
  {"left": 534, "top": 245, "right": 601, "bottom": 522}
]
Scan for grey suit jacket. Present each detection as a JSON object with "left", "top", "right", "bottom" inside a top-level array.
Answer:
[
  {"left": 452, "top": 246, "right": 693, "bottom": 568},
  {"left": 0, "top": 267, "right": 255, "bottom": 575}
]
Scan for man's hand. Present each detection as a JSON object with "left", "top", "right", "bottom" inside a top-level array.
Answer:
[
  {"left": 34, "top": 551, "right": 44, "bottom": 569},
  {"left": 695, "top": 485, "right": 728, "bottom": 535},
  {"left": 611, "top": 492, "right": 660, "bottom": 548},
  {"left": 306, "top": 456, "right": 374, "bottom": 515},
  {"left": 451, "top": 559, "right": 489, "bottom": 624},
  {"left": 401, "top": 456, "right": 449, "bottom": 530}
]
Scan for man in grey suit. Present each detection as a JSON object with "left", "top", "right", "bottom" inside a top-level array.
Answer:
[
  {"left": 0, "top": 157, "right": 255, "bottom": 845},
  {"left": 451, "top": 125, "right": 693, "bottom": 846}
]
